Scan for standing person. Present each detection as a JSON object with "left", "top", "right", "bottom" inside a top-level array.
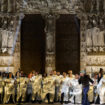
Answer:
[
  {"left": 52, "top": 70, "right": 58, "bottom": 102},
  {"left": 98, "top": 68, "right": 104, "bottom": 83},
  {"left": 68, "top": 70, "right": 74, "bottom": 102},
  {"left": 79, "top": 70, "right": 94, "bottom": 105},
  {"left": 61, "top": 72, "right": 69, "bottom": 104},
  {"left": 68, "top": 70, "right": 75, "bottom": 78},
  {"left": 97, "top": 74, "right": 105, "bottom": 104},
  {"left": 16, "top": 74, "right": 28, "bottom": 103},
  {"left": 92, "top": 72, "right": 98, "bottom": 103},
  {"left": 55, "top": 72, "right": 62, "bottom": 102},
  {"left": 69, "top": 74, "right": 82, "bottom": 104},
  {"left": 31, "top": 73, "right": 42, "bottom": 103},
  {"left": 3, "top": 72, "right": 15, "bottom": 104}
]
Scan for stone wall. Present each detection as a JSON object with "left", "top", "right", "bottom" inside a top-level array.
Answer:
[{"left": 0, "top": 0, "right": 105, "bottom": 74}]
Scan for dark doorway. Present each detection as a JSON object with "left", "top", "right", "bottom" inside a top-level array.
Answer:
[
  {"left": 56, "top": 15, "right": 80, "bottom": 74},
  {"left": 21, "top": 14, "right": 45, "bottom": 75}
]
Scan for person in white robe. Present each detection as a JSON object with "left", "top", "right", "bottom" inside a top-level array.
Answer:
[
  {"left": 69, "top": 74, "right": 82, "bottom": 104},
  {"left": 61, "top": 72, "right": 69, "bottom": 103},
  {"left": 97, "top": 74, "right": 105, "bottom": 104}
]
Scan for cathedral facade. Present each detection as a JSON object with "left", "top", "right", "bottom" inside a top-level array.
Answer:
[{"left": 0, "top": 0, "right": 105, "bottom": 74}]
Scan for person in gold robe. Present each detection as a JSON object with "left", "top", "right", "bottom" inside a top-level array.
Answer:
[
  {"left": 16, "top": 76, "right": 29, "bottom": 102},
  {"left": 42, "top": 72, "right": 55, "bottom": 103},
  {"left": 3, "top": 72, "right": 15, "bottom": 104}
]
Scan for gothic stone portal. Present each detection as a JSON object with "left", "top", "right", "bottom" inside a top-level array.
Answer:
[{"left": 21, "top": 14, "right": 80, "bottom": 74}]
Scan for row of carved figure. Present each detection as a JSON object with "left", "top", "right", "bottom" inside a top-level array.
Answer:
[
  {"left": 0, "top": 0, "right": 16, "bottom": 13},
  {"left": 0, "top": 29, "right": 14, "bottom": 54},
  {"left": 86, "top": 66, "right": 105, "bottom": 73},
  {"left": 0, "top": 0, "right": 105, "bottom": 14},
  {"left": 85, "top": 16, "right": 105, "bottom": 47},
  {"left": 0, "top": 56, "right": 13, "bottom": 66},
  {"left": 82, "top": 0, "right": 105, "bottom": 13},
  {"left": 0, "top": 17, "right": 15, "bottom": 31},
  {"left": 86, "top": 56, "right": 105, "bottom": 66},
  {"left": 24, "top": 0, "right": 78, "bottom": 12}
]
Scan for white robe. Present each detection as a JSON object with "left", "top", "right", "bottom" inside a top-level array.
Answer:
[
  {"left": 70, "top": 79, "right": 82, "bottom": 104},
  {"left": 97, "top": 78, "right": 105, "bottom": 104},
  {"left": 61, "top": 77, "right": 69, "bottom": 101}
]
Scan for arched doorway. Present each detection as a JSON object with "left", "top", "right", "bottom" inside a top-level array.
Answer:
[{"left": 21, "top": 14, "right": 45, "bottom": 75}]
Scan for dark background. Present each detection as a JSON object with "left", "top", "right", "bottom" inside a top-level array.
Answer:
[
  {"left": 21, "top": 14, "right": 80, "bottom": 74},
  {"left": 21, "top": 14, "right": 45, "bottom": 74},
  {"left": 56, "top": 15, "right": 80, "bottom": 74}
]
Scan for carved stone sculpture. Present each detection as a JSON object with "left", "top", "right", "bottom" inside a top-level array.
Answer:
[
  {"left": 86, "top": 22, "right": 93, "bottom": 47},
  {"left": 46, "top": 32, "right": 54, "bottom": 52},
  {"left": 1, "top": 29, "right": 8, "bottom": 53}
]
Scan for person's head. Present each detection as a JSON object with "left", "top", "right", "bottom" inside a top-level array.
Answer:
[
  {"left": 68, "top": 70, "right": 73, "bottom": 77},
  {"left": 32, "top": 70, "right": 35, "bottom": 74},
  {"left": 50, "top": 70, "right": 53, "bottom": 76},
  {"left": 99, "top": 68, "right": 103, "bottom": 74},
  {"left": 63, "top": 72, "right": 66, "bottom": 77},
  {"left": 94, "top": 72, "right": 98, "bottom": 79},
  {"left": 8, "top": 72, "right": 14, "bottom": 78},
  {"left": 15, "top": 71, "right": 20, "bottom": 77},
  {"left": 35, "top": 72, "right": 38, "bottom": 76},
  {"left": 57, "top": 72, "right": 60, "bottom": 76},
  {"left": 68, "top": 70, "right": 72, "bottom": 74},
  {"left": 80, "top": 70, "right": 85, "bottom": 77},
  {"left": 75, "top": 74, "right": 79, "bottom": 79},
  {"left": 53, "top": 70, "right": 56, "bottom": 75},
  {"left": 43, "top": 73, "right": 47, "bottom": 77}
]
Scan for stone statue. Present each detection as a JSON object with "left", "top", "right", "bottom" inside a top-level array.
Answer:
[
  {"left": 8, "top": 0, "right": 16, "bottom": 12},
  {"left": 1, "top": 0, "right": 8, "bottom": 12},
  {"left": 7, "top": 31, "right": 14, "bottom": 54},
  {"left": 98, "top": 19, "right": 105, "bottom": 46},
  {"left": 98, "top": 0, "right": 104, "bottom": 12},
  {"left": 86, "top": 22, "right": 93, "bottom": 47},
  {"left": 92, "top": 19, "right": 100, "bottom": 47},
  {"left": 1, "top": 29, "right": 8, "bottom": 53},
  {"left": 46, "top": 32, "right": 54, "bottom": 52},
  {"left": 98, "top": 31, "right": 105, "bottom": 46},
  {"left": 91, "top": 0, "right": 97, "bottom": 12}
]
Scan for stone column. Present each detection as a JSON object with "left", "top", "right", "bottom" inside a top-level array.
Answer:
[
  {"left": 44, "top": 14, "right": 58, "bottom": 75},
  {"left": 79, "top": 15, "right": 88, "bottom": 71}
]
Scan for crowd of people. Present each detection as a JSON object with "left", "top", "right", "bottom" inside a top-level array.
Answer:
[{"left": 0, "top": 68, "right": 104, "bottom": 105}]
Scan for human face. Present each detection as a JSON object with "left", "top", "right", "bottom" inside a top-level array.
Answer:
[
  {"left": 53, "top": 71, "right": 56, "bottom": 75},
  {"left": 63, "top": 72, "right": 66, "bottom": 77},
  {"left": 75, "top": 74, "right": 79, "bottom": 79}
]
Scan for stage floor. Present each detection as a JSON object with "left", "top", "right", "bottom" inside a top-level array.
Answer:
[{"left": 1, "top": 103, "right": 99, "bottom": 105}]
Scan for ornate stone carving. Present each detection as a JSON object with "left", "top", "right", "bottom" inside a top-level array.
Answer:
[{"left": 44, "top": 14, "right": 59, "bottom": 74}]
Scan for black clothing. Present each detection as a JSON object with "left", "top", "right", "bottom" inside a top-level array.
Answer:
[
  {"left": 98, "top": 74, "right": 103, "bottom": 83},
  {"left": 79, "top": 75, "right": 94, "bottom": 87}
]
